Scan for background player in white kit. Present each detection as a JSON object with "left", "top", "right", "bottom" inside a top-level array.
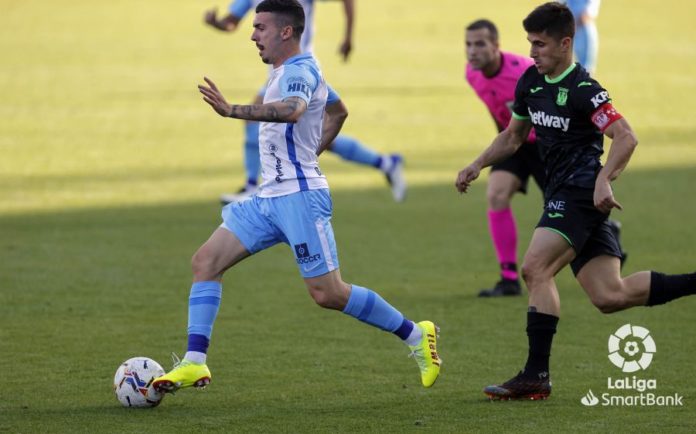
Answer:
[
  {"left": 153, "top": 0, "right": 439, "bottom": 394},
  {"left": 205, "top": 0, "right": 407, "bottom": 203}
]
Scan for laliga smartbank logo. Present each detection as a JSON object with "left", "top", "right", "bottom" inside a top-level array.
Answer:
[
  {"left": 608, "top": 323, "right": 655, "bottom": 372},
  {"left": 580, "top": 323, "right": 684, "bottom": 407}
]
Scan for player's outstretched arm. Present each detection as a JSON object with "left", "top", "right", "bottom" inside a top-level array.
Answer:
[
  {"left": 318, "top": 100, "right": 348, "bottom": 156},
  {"left": 199, "top": 77, "right": 307, "bottom": 122},
  {"left": 338, "top": 0, "right": 355, "bottom": 61},
  {"left": 204, "top": 8, "right": 242, "bottom": 32},
  {"left": 593, "top": 117, "right": 638, "bottom": 213},
  {"left": 455, "top": 118, "right": 530, "bottom": 193}
]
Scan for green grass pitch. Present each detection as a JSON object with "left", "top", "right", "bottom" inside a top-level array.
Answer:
[{"left": 2, "top": 0, "right": 696, "bottom": 432}]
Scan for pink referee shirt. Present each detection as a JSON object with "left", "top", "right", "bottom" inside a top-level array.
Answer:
[{"left": 466, "top": 51, "right": 536, "bottom": 143}]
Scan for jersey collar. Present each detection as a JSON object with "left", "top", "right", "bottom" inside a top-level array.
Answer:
[
  {"left": 283, "top": 53, "right": 313, "bottom": 66},
  {"left": 544, "top": 62, "right": 577, "bottom": 84}
]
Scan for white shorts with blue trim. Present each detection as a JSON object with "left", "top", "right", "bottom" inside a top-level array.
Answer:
[{"left": 220, "top": 189, "right": 339, "bottom": 278}]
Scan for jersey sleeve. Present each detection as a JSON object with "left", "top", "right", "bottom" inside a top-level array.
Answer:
[
  {"left": 574, "top": 79, "right": 623, "bottom": 132},
  {"left": 511, "top": 72, "right": 531, "bottom": 120},
  {"left": 326, "top": 85, "right": 340, "bottom": 105},
  {"left": 279, "top": 64, "right": 319, "bottom": 104},
  {"left": 228, "top": 0, "right": 253, "bottom": 19}
]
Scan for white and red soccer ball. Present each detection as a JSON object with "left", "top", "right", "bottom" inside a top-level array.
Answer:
[{"left": 113, "top": 357, "right": 165, "bottom": 408}]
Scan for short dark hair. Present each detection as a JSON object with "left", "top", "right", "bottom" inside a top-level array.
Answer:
[
  {"left": 523, "top": 2, "right": 575, "bottom": 40},
  {"left": 256, "top": 0, "right": 305, "bottom": 40},
  {"left": 466, "top": 19, "right": 499, "bottom": 43}
]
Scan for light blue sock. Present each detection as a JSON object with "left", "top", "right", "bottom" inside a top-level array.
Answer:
[
  {"left": 244, "top": 122, "right": 260, "bottom": 186},
  {"left": 187, "top": 281, "right": 222, "bottom": 354},
  {"left": 342, "top": 285, "right": 413, "bottom": 339},
  {"left": 330, "top": 135, "right": 382, "bottom": 168}
]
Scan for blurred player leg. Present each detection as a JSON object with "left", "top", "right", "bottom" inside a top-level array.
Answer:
[
  {"left": 480, "top": 170, "right": 523, "bottom": 297},
  {"left": 329, "top": 135, "right": 407, "bottom": 202},
  {"left": 574, "top": 23, "right": 599, "bottom": 74}
]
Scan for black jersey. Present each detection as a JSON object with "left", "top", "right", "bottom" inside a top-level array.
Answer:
[{"left": 512, "top": 63, "right": 618, "bottom": 197}]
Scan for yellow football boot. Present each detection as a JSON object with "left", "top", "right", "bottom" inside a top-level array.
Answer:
[
  {"left": 152, "top": 355, "right": 211, "bottom": 393},
  {"left": 408, "top": 321, "right": 441, "bottom": 388}
]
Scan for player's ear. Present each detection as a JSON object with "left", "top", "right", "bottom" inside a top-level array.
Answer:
[
  {"left": 560, "top": 36, "right": 573, "bottom": 53},
  {"left": 280, "top": 25, "right": 294, "bottom": 41}
]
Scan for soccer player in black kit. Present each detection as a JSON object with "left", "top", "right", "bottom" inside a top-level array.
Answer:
[{"left": 456, "top": 2, "right": 696, "bottom": 400}]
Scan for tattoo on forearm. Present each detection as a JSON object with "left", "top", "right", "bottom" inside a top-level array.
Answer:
[
  {"left": 265, "top": 106, "right": 279, "bottom": 120},
  {"left": 228, "top": 98, "right": 303, "bottom": 122}
]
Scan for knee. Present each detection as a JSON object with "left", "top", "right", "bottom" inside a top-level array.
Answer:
[
  {"left": 521, "top": 260, "right": 548, "bottom": 290},
  {"left": 306, "top": 281, "right": 350, "bottom": 310},
  {"left": 486, "top": 187, "right": 512, "bottom": 210},
  {"left": 590, "top": 294, "right": 624, "bottom": 314},
  {"left": 578, "top": 276, "right": 628, "bottom": 314},
  {"left": 191, "top": 250, "right": 216, "bottom": 281},
  {"left": 311, "top": 290, "right": 338, "bottom": 309},
  {"left": 587, "top": 284, "right": 628, "bottom": 314}
]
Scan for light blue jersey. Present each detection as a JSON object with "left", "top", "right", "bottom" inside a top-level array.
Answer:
[{"left": 258, "top": 53, "right": 329, "bottom": 197}]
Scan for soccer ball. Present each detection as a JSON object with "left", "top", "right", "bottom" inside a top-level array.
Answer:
[{"left": 113, "top": 357, "right": 166, "bottom": 408}]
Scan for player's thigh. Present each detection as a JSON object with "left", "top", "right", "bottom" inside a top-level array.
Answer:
[
  {"left": 193, "top": 227, "right": 251, "bottom": 275},
  {"left": 576, "top": 255, "right": 622, "bottom": 296},
  {"left": 487, "top": 170, "right": 523, "bottom": 202},
  {"left": 576, "top": 255, "right": 624, "bottom": 310},
  {"left": 220, "top": 196, "right": 284, "bottom": 256},
  {"left": 523, "top": 227, "right": 576, "bottom": 278}
]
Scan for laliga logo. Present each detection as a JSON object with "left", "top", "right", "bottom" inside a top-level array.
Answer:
[{"left": 608, "top": 324, "right": 656, "bottom": 373}]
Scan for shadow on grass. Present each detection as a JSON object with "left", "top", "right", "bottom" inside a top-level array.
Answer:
[{"left": 2, "top": 166, "right": 696, "bottom": 432}]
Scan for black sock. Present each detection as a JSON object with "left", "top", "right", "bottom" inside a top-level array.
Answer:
[
  {"left": 646, "top": 271, "right": 696, "bottom": 306},
  {"left": 523, "top": 312, "right": 559, "bottom": 377}
]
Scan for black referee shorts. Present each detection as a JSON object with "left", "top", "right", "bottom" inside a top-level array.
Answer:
[{"left": 490, "top": 141, "right": 546, "bottom": 194}]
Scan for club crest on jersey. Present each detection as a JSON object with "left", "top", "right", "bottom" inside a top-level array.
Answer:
[
  {"left": 556, "top": 87, "right": 569, "bottom": 106},
  {"left": 286, "top": 77, "right": 310, "bottom": 98}
]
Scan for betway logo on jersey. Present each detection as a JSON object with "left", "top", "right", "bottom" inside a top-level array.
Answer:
[{"left": 528, "top": 109, "right": 570, "bottom": 132}]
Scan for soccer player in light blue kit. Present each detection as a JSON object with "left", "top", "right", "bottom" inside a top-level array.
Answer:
[
  {"left": 153, "top": 0, "right": 440, "bottom": 394},
  {"left": 561, "top": 0, "right": 600, "bottom": 74},
  {"left": 205, "top": 0, "right": 407, "bottom": 203}
]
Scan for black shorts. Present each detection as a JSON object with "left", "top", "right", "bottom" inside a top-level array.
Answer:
[
  {"left": 536, "top": 186, "right": 622, "bottom": 275},
  {"left": 490, "top": 141, "right": 546, "bottom": 194}
]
